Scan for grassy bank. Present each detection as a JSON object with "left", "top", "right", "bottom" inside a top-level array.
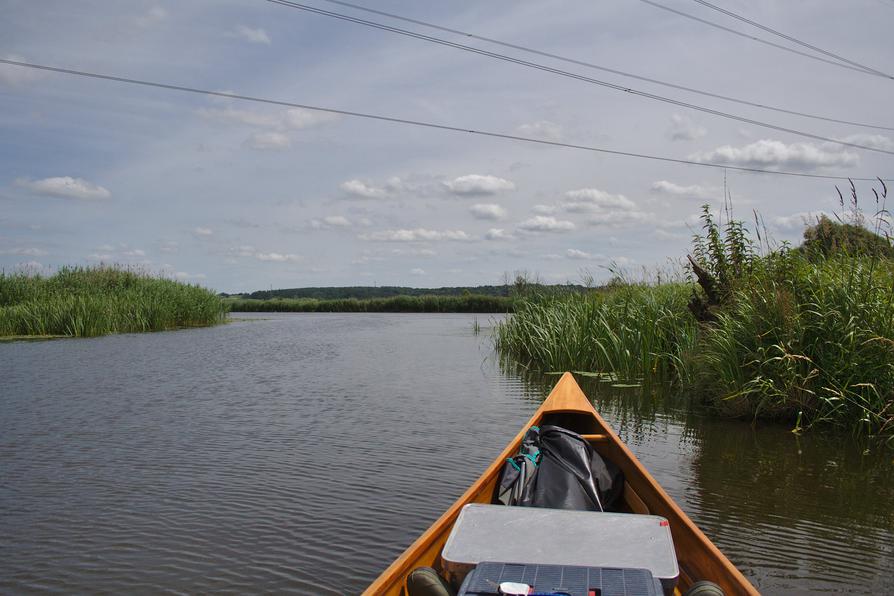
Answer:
[
  {"left": 227, "top": 293, "right": 511, "bottom": 313},
  {"left": 0, "top": 266, "right": 227, "bottom": 338},
  {"left": 693, "top": 253, "right": 894, "bottom": 436},
  {"left": 495, "top": 203, "right": 894, "bottom": 441},
  {"left": 495, "top": 283, "right": 696, "bottom": 381}
]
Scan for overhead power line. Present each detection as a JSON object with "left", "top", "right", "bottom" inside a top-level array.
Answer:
[
  {"left": 264, "top": 0, "right": 894, "bottom": 157},
  {"left": 637, "top": 0, "right": 894, "bottom": 80},
  {"left": 689, "top": 0, "right": 892, "bottom": 79},
  {"left": 0, "top": 58, "right": 889, "bottom": 183},
  {"left": 307, "top": 0, "right": 894, "bottom": 132}
]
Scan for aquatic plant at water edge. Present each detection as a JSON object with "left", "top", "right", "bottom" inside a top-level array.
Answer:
[
  {"left": 493, "top": 283, "right": 698, "bottom": 383},
  {"left": 495, "top": 182, "right": 894, "bottom": 440},
  {"left": 693, "top": 254, "right": 894, "bottom": 438},
  {"left": 0, "top": 266, "right": 227, "bottom": 338}
]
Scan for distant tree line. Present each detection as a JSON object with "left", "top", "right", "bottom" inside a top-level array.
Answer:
[
  {"left": 227, "top": 294, "right": 512, "bottom": 313},
  {"left": 223, "top": 283, "right": 590, "bottom": 301}
]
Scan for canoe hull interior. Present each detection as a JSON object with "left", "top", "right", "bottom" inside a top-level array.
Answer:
[{"left": 363, "top": 373, "right": 758, "bottom": 596}]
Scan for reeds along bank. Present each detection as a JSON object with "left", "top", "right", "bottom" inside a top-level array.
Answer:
[
  {"left": 0, "top": 266, "right": 226, "bottom": 338},
  {"left": 227, "top": 294, "right": 511, "bottom": 313},
  {"left": 496, "top": 202, "right": 894, "bottom": 440}
]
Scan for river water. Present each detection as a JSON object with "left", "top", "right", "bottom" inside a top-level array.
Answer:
[{"left": 1, "top": 313, "right": 891, "bottom": 594}]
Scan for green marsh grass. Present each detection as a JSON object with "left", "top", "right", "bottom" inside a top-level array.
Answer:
[
  {"left": 496, "top": 258, "right": 894, "bottom": 440},
  {"left": 496, "top": 186, "right": 894, "bottom": 440},
  {"left": 0, "top": 266, "right": 227, "bottom": 338},
  {"left": 227, "top": 294, "right": 510, "bottom": 313},
  {"left": 694, "top": 254, "right": 894, "bottom": 438},
  {"left": 494, "top": 283, "right": 697, "bottom": 383}
]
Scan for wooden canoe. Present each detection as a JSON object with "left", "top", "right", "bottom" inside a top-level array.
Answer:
[{"left": 363, "top": 372, "right": 759, "bottom": 596}]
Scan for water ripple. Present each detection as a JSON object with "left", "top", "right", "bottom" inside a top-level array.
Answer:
[{"left": 1, "top": 314, "right": 891, "bottom": 594}]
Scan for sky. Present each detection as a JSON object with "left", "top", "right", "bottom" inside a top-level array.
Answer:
[{"left": 1, "top": 0, "right": 892, "bottom": 293}]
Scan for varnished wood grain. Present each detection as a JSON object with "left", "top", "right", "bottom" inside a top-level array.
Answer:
[{"left": 362, "top": 373, "right": 758, "bottom": 596}]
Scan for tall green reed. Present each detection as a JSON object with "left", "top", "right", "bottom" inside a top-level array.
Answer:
[
  {"left": 494, "top": 284, "right": 697, "bottom": 382},
  {"left": 0, "top": 266, "right": 227, "bottom": 338},
  {"left": 496, "top": 180, "right": 894, "bottom": 440}
]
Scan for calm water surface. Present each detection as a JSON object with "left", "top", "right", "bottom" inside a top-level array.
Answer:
[{"left": 1, "top": 313, "right": 891, "bottom": 594}]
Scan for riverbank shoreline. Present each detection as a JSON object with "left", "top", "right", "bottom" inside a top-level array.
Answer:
[
  {"left": 0, "top": 266, "right": 227, "bottom": 339},
  {"left": 495, "top": 208, "right": 894, "bottom": 442},
  {"left": 226, "top": 294, "right": 512, "bottom": 313}
]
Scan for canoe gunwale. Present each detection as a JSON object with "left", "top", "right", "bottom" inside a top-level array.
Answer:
[{"left": 362, "top": 372, "right": 758, "bottom": 596}]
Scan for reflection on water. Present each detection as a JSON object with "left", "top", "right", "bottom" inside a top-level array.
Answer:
[
  {"left": 1, "top": 313, "right": 891, "bottom": 594},
  {"left": 509, "top": 371, "right": 894, "bottom": 593},
  {"left": 684, "top": 417, "right": 893, "bottom": 593}
]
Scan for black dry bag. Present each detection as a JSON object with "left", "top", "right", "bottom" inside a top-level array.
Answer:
[{"left": 495, "top": 424, "right": 624, "bottom": 512}]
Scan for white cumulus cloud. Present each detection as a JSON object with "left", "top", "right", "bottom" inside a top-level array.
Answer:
[
  {"left": 193, "top": 227, "right": 213, "bottom": 237},
  {"left": 1, "top": 55, "right": 45, "bottom": 86},
  {"left": 566, "top": 248, "right": 605, "bottom": 260},
  {"left": 322, "top": 215, "right": 351, "bottom": 227},
  {"left": 516, "top": 120, "right": 564, "bottom": 141},
  {"left": 562, "top": 188, "right": 637, "bottom": 213},
  {"left": 532, "top": 204, "right": 557, "bottom": 215},
  {"left": 589, "top": 211, "right": 653, "bottom": 226},
  {"left": 360, "top": 228, "right": 470, "bottom": 242},
  {"left": 469, "top": 203, "right": 507, "bottom": 220},
  {"left": 232, "top": 25, "right": 271, "bottom": 45},
  {"left": 772, "top": 211, "right": 831, "bottom": 231},
  {"left": 17, "top": 176, "right": 111, "bottom": 200},
  {"left": 689, "top": 139, "right": 859, "bottom": 171},
  {"left": 135, "top": 6, "right": 167, "bottom": 27},
  {"left": 340, "top": 179, "right": 388, "bottom": 199},
  {"left": 668, "top": 113, "right": 707, "bottom": 142},
  {"left": 410, "top": 268, "right": 426, "bottom": 276},
  {"left": 310, "top": 215, "right": 352, "bottom": 229},
  {"left": 0, "top": 247, "right": 47, "bottom": 257},
  {"left": 651, "top": 180, "right": 717, "bottom": 200},
  {"left": 284, "top": 108, "right": 339, "bottom": 129},
  {"left": 255, "top": 252, "right": 302, "bottom": 262},
  {"left": 245, "top": 131, "right": 291, "bottom": 150},
  {"left": 198, "top": 107, "right": 280, "bottom": 128},
  {"left": 517, "top": 216, "right": 575, "bottom": 233},
  {"left": 532, "top": 188, "right": 651, "bottom": 228},
  {"left": 838, "top": 134, "right": 894, "bottom": 152},
  {"left": 228, "top": 246, "right": 302, "bottom": 262},
  {"left": 444, "top": 174, "right": 515, "bottom": 196},
  {"left": 657, "top": 212, "right": 711, "bottom": 231},
  {"left": 198, "top": 106, "right": 337, "bottom": 131},
  {"left": 13, "top": 261, "right": 50, "bottom": 274},
  {"left": 229, "top": 245, "right": 256, "bottom": 257},
  {"left": 485, "top": 228, "right": 514, "bottom": 241}
]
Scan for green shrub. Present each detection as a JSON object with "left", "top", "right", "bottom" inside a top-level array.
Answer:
[{"left": 693, "top": 255, "right": 894, "bottom": 437}]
